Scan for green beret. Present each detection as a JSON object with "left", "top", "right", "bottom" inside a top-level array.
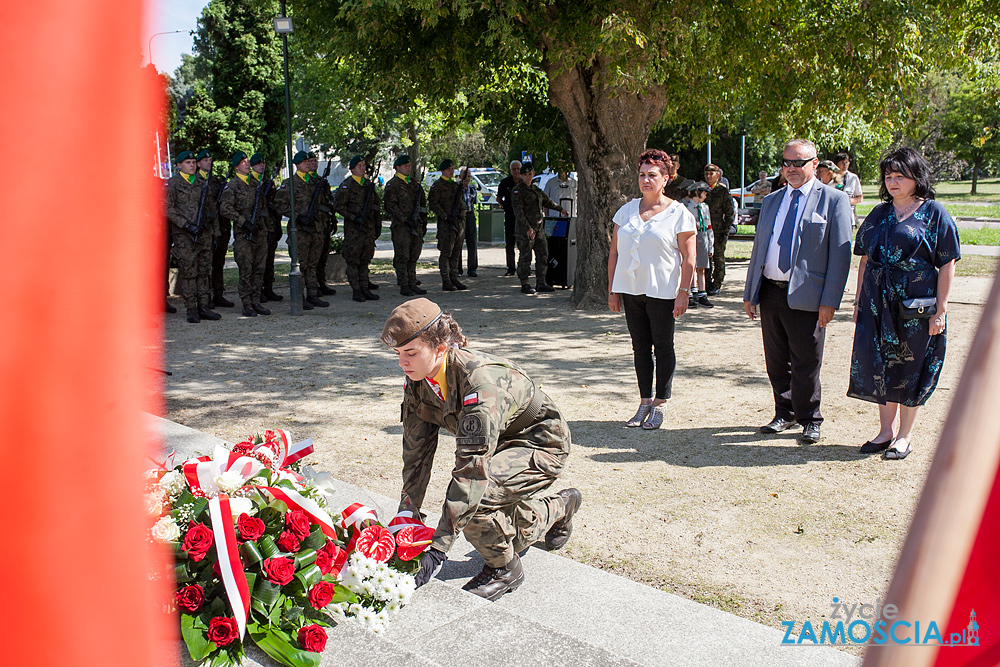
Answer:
[
  {"left": 175, "top": 151, "right": 195, "bottom": 163},
  {"left": 349, "top": 154, "right": 364, "bottom": 170},
  {"left": 381, "top": 298, "right": 443, "bottom": 348},
  {"left": 249, "top": 153, "right": 265, "bottom": 166},
  {"left": 393, "top": 155, "right": 410, "bottom": 169},
  {"left": 437, "top": 159, "right": 453, "bottom": 171},
  {"left": 292, "top": 151, "right": 309, "bottom": 165},
  {"left": 196, "top": 150, "right": 212, "bottom": 161},
  {"left": 230, "top": 151, "right": 247, "bottom": 168},
  {"left": 818, "top": 160, "right": 840, "bottom": 173},
  {"left": 520, "top": 161, "right": 534, "bottom": 173}
]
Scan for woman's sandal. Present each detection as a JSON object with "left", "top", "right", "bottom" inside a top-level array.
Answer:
[
  {"left": 642, "top": 405, "right": 665, "bottom": 430},
  {"left": 626, "top": 404, "right": 652, "bottom": 427},
  {"left": 882, "top": 440, "right": 912, "bottom": 460}
]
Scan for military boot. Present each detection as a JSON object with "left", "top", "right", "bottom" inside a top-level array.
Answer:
[
  {"left": 307, "top": 295, "right": 330, "bottom": 308},
  {"left": 400, "top": 285, "right": 415, "bottom": 297},
  {"left": 186, "top": 308, "right": 201, "bottom": 324},
  {"left": 442, "top": 281, "right": 458, "bottom": 292},
  {"left": 242, "top": 304, "right": 258, "bottom": 317},
  {"left": 411, "top": 283, "right": 427, "bottom": 295},
  {"left": 252, "top": 303, "right": 271, "bottom": 316},
  {"left": 198, "top": 305, "right": 222, "bottom": 321},
  {"left": 452, "top": 279, "right": 468, "bottom": 291},
  {"left": 263, "top": 288, "right": 284, "bottom": 302},
  {"left": 213, "top": 294, "right": 235, "bottom": 308},
  {"left": 461, "top": 555, "right": 524, "bottom": 601},
  {"left": 544, "top": 488, "right": 583, "bottom": 551},
  {"left": 302, "top": 298, "right": 314, "bottom": 311},
  {"left": 367, "top": 281, "right": 379, "bottom": 290},
  {"left": 352, "top": 290, "right": 366, "bottom": 303},
  {"left": 319, "top": 284, "right": 337, "bottom": 296},
  {"left": 166, "top": 301, "right": 177, "bottom": 314},
  {"left": 520, "top": 283, "right": 536, "bottom": 294},
  {"left": 535, "top": 283, "right": 555, "bottom": 293},
  {"left": 361, "top": 287, "right": 379, "bottom": 300}
]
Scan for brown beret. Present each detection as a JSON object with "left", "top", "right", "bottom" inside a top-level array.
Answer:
[{"left": 381, "top": 298, "right": 443, "bottom": 347}]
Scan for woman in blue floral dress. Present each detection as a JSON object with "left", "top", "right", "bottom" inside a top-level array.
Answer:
[{"left": 848, "top": 148, "right": 960, "bottom": 460}]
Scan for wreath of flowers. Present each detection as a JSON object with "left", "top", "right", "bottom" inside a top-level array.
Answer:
[{"left": 146, "top": 429, "right": 434, "bottom": 667}]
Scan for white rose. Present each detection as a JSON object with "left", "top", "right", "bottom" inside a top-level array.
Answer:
[
  {"left": 158, "top": 470, "right": 186, "bottom": 499},
  {"left": 228, "top": 496, "right": 254, "bottom": 520},
  {"left": 215, "top": 469, "right": 245, "bottom": 495},
  {"left": 151, "top": 516, "right": 180, "bottom": 543},
  {"left": 144, "top": 493, "right": 163, "bottom": 516}
]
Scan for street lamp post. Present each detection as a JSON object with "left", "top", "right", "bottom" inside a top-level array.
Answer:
[
  {"left": 274, "top": 6, "right": 302, "bottom": 315},
  {"left": 147, "top": 30, "right": 190, "bottom": 69}
]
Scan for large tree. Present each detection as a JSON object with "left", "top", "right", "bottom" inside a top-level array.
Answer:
[
  {"left": 299, "top": 0, "right": 992, "bottom": 308},
  {"left": 937, "top": 66, "right": 1000, "bottom": 194}
]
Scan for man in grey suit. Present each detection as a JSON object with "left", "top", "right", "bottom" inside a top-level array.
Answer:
[{"left": 743, "top": 139, "right": 853, "bottom": 443}]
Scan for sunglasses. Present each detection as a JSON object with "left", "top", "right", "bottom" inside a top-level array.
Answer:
[{"left": 782, "top": 157, "right": 817, "bottom": 168}]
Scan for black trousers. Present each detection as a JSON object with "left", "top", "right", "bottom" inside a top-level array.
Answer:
[
  {"left": 622, "top": 293, "right": 677, "bottom": 400},
  {"left": 759, "top": 278, "right": 825, "bottom": 425},
  {"left": 211, "top": 218, "right": 232, "bottom": 298},
  {"left": 458, "top": 210, "right": 477, "bottom": 273},
  {"left": 503, "top": 211, "right": 516, "bottom": 270}
]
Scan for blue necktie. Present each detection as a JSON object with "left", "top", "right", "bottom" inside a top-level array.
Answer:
[{"left": 777, "top": 190, "right": 801, "bottom": 273}]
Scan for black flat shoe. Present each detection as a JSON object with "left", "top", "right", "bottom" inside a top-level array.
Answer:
[
  {"left": 860, "top": 439, "right": 893, "bottom": 454},
  {"left": 883, "top": 440, "right": 912, "bottom": 460}
]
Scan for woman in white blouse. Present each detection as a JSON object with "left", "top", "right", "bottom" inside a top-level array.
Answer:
[{"left": 608, "top": 149, "right": 697, "bottom": 429}]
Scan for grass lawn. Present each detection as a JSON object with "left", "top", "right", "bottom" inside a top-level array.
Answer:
[
  {"left": 855, "top": 202, "right": 1000, "bottom": 219},
  {"left": 861, "top": 179, "right": 1000, "bottom": 203}
]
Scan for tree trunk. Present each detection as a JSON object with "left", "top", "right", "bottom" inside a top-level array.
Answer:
[
  {"left": 971, "top": 155, "right": 981, "bottom": 195},
  {"left": 545, "top": 57, "right": 667, "bottom": 309},
  {"left": 406, "top": 120, "right": 422, "bottom": 182}
]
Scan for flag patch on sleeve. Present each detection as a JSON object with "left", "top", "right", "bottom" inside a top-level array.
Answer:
[{"left": 463, "top": 392, "right": 479, "bottom": 406}]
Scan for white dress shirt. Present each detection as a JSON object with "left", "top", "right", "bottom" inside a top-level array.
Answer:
[
  {"left": 611, "top": 199, "right": 696, "bottom": 299},
  {"left": 763, "top": 177, "right": 815, "bottom": 281}
]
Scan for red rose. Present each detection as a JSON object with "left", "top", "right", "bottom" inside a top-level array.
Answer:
[
  {"left": 277, "top": 530, "right": 301, "bottom": 553},
  {"left": 207, "top": 616, "right": 240, "bottom": 647},
  {"left": 261, "top": 557, "right": 295, "bottom": 585},
  {"left": 182, "top": 521, "right": 214, "bottom": 562},
  {"left": 297, "top": 624, "right": 327, "bottom": 653},
  {"left": 322, "top": 541, "right": 348, "bottom": 577},
  {"left": 354, "top": 525, "right": 395, "bottom": 563},
  {"left": 174, "top": 584, "right": 204, "bottom": 613},
  {"left": 314, "top": 548, "right": 332, "bottom": 574},
  {"left": 307, "top": 581, "right": 337, "bottom": 609},
  {"left": 285, "top": 510, "right": 312, "bottom": 541},
  {"left": 237, "top": 514, "right": 265, "bottom": 541}
]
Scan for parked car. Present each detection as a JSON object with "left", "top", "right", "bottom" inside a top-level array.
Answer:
[{"left": 423, "top": 168, "right": 505, "bottom": 205}]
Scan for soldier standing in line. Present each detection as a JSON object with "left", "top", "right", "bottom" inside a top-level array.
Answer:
[
  {"left": 308, "top": 152, "right": 338, "bottom": 296},
  {"left": 511, "top": 162, "right": 569, "bottom": 295},
  {"left": 663, "top": 154, "right": 687, "bottom": 201},
  {"left": 381, "top": 299, "right": 583, "bottom": 600},
  {"left": 704, "top": 163, "right": 735, "bottom": 295},
  {"left": 250, "top": 153, "right": 284, "bottom": 303},
  {"left": 220, "top": 151, "right": 271, "bottom": 318},
  {"left": 335, "top": 155, "right": 381, "bottom": 302},
  {"left": 161, "top": 177, "right": 176, "bottom": 313},
  {"left": 196, "top": 150, "right": 234, "bottom": 309},
  {"left": 166, "top": 151, "right": 222, "bottom": 323},
  {"left": 274, "top": 150, "right": 328, "bottom": 310},
  {"left": 427, "top": 159, "right": 467, "bottom": 292},
  {"left": 384, "top": 154, "right": 428, "bottom": 297}
]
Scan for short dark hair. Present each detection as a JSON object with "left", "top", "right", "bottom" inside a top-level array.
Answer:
[
  {"left": 833, "top": 152, "right": 851, "bottom": 164},
  {"left": 669, "top": 154, "right": 680, "bottom": 164},
  {"left": 639, "top": 149, "right": 670, "bottom": 170},
  {"left": 878, "top": 147, "right": 936, "bottom": 203}
]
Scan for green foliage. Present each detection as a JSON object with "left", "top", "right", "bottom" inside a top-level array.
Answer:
[{"left": 938, "top": 64, "right": 1000, "bottom": 191}]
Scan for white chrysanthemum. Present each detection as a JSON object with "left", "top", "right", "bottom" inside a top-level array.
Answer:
[
  {"left": 158, "top": 470, "right": 187, "bottom": 498},
  {"left": 276, "top": 469, "right": 301, "bottom": 487},
  {"left": 228, "top": 496, "right": 254, "bottom": 519},
  {"left": 340, "top": 568, "right": 364, "bottom": 593},
  {"left": 355, "top": 607, "right": 378, "bottom": 627},
  {"left": 144, "top": 493, "right": 163, "bottom": 516},
  {"left": 383, "top": 602, "right": 401, "bottom": 618},
  {"left": 151, "top": 516, "right": 180, "bottom": 542},
  {"left": 348, "top": 603, "right": 365, "bottom": 618},
  {"left": 215, "top": 470, "right": 245, "bottom": 495}
]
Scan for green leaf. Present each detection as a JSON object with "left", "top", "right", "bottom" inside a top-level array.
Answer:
[
  {"left": 255, "top": 578, "right": 282, "bottom": 606},
  {"left": 328, "top": 583, "right": 356, "bottom": 605},
  {"left": 301, "top": 526, "right": 326, "bottom": 550},
  {"left": 293, "top": 549, "right": 317, "bottom": 570},
  {"left": 180, "top": 612, "right": 214, "bottom": 662},
  {"left": 241, "top": 540, "right": 264, "bottom": 565},
  {"left": 257, "top": 534, "right": 280, "bottom": 559},
  {"left": 294, "top": 564, "right": 322, "bottom": 590},
  {"left": 248, "top": 623, "right": 321, "bottom": 667}
]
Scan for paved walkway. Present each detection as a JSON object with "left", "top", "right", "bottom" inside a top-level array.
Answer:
[{"left": 154, "top": 416, "right": 858, "bottom": 667}]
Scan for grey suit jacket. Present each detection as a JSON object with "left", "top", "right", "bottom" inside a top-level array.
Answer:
[{"left": 743, "top": 180, "right": 853, "bottom": 311}]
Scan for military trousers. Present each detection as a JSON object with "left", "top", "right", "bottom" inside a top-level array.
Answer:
[
  {"left": 315, "top": 217, "right": 335, "bottom": 288},
  {"left": 391, "top": 222, "right": 424, "bottom": 287},
  {"left": 263, "top": 221, "right": 281, "bottom": 290},
  {"left": 211, "top": 218, "right": 232, "bottom": 299},
  {"left": 233, "top": 231, "right": 267, "bottom": 306},
  {"left": 172, "top": 231, "right": 212, "bottom": 309},
  {"left": 709, "top": 231, "right": 729, "bottom": 291},
  {"left": 516, "top": 223, "right": 548, "bottom": 286},
  {"left": 295, "top": 227, "right": 324, "bottom": 297},
  {"left": 343, "top": 222, "right": 377, "bottom": 291},
  {"left": 437, "top": 219, "right": 465, "bottom": 284},
  {"left": 463, "top": 445, "right": 571, "bottom": 567}
]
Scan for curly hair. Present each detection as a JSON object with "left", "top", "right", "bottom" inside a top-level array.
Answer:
[
  {"left": 419, "top": 311, "right": 468, "bottom": 349},
  {"left": 638, "top": 149, "right": 670, "bottom": 170}
]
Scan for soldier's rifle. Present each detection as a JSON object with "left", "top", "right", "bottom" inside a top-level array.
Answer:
[
  {"left": 247, "top": 170, "right": 276, "bottom": 242},
  {"left": 297, "top": 172, "right": 325, "bottom": 232},
  {"left": 185, "top": 172, "right": 212, "bottom": 243},
  {"left": 266, "top": 162, "right": 283, "bottom": 245},
  {"left": 355, "top": 179, "right": 375, "bottom": 233},
  {"left": 448, "top": 182, "right": 465, "bottom": 232},
  {"left": 407, "top": 182, "right": 426, "bottom": 237}
]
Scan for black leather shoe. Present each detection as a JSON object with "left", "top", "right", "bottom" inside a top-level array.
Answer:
[
  {"left": 319, "top": 284, "right": 337, "bottom": 295},
  {"left": 252, "top": 303, "right": 271, "bottom": 316},
  {"left": 242, "top": 305, "right": 258, "bottom": 317},
  {"left": 452, "top": 280, "right": 468, "bottom": 290},
  {"left": 263, "top": 288, "right": 283, "bottom": 302},
  {"left": 166, "top": 301, "right": 177, "bottom": 314},
  {"left": 213, "top": 295, "right": 235, "bottom": 307},
  {"left": 361, "top": 287, "right": 380, "bottom": 300},
  {"left": 504, "top": 268, "right": 516, "bottom": 276},
  {"left": 521, "top": 284, "right": 535, "bottom": 294},
  {"left": 468, "top": 271, "right": 478, "bottom": 277},
  {"left": 367, "top": 282, "right": 379, "bottom": 290},
  {"left": 442, "top": 282, "right": 458, "bottom": 292},
  {"left": 545, "top": 488, "right": 583, "bottom": 551},
  {"left": 198, "top": 306, "right": 221, "bottom": 320},
  {"left": 707, "top": 288, "right": 721, "bottom": 296},
  {"left": 760, "top": 417, "right": 795, "bottom": 434},
  {"left": 302, "top": 298, "right": 314, "bottom": 310},
  {"left": 462, "top": 555, "right": 525, "bottom": 601},
  {"left": 860, "top": 439, "right": 893, "bottom": 454},
  {"left": 400, "top": 285, "right": 415, "bottom": 297},
  {"left": 698, "top": 296, "right": 715, "bottom": 308},
  {"left": 883, "top": 440, "right": 912, "bottom": 460},
  {"left": 186, "top": 308, "right": 200, "bottom": 324},
  {"left": 352, "top": 290, "right": 366, "bottom": 302},
  {"left": 801, "top": 423, "right": 822, "bottom": 444},
  {"left": 411, "top": 284, "right": 427, "bottom": 295},
  {"left": 536, "top": 283, "right": 555, "bottom": 293},
  {"left": 307, "top": 296, "right": 330, "bottom": 308}
]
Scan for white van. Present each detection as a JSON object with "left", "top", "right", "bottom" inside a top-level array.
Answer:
[{"left": 423, "top": 168, "right": 505, "bottom": 205}]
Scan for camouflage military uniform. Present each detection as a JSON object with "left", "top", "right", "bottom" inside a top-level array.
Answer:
[
  {"left": 512, "top": 181, "right": 560, "bottom": 287},
  {"left": 399, "top": 347, "right": 574, "bottom": 567},
  {"left": 427, "top": 177, "right": 466, "bottom": 286},
  {"left": 275, "top": 172, "right": 325, "bottom": 298},
  {"left": 166, "top": 173, "right": 213, "bottom": 309},
  {"left": 335, "top": 176, "right": 381, "bottom": 293},
  {"left": 220, "top": 175, "right": 269, "bottom": 308},
  {"left": 198, "top": 171, "right": 228, "bottom": 302},
  {"left": 384, "top": 173, "right": 427, "bottom": 290},
  {"left": 251, "top": 171, "right": 282, "bottom": 296},
  {"left": 663, "top": 174, "right": 687, "bottom": 202},
  {"left": 314, "top": 175, "right": 337, "bottom": 290},
  {"left": 706, "top": 183, "right": 735, "bottom": 291}
]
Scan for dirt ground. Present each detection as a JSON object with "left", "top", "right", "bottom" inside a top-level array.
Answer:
[{"left": 161, "top": 242, "right": 994, "bottom": 650}]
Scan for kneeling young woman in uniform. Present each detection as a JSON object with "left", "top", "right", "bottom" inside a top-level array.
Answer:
[{"left": 382, "top": 298, "right": 582, "bottom": 600}]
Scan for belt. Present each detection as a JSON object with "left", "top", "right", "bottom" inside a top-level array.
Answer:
[
  {"left": 763, "top": 276, "right": 789, "bottom": 289},
  {"left": 502, "top": 383, "right": 544, "bottom": 437}
]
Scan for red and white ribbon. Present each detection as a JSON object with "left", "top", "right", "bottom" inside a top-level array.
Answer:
[
  {"left": 284, "top": 437, "right": 314, "bottom": 465},
  {"left": 387, "top": 510, "right": 425, "bottom": 534},
  {"left": 340, "top": 503, "right": 379, "bottom": 531},
  {"left": 263, "top": 486, "right": 339, "bottom": 539},
  {"left": 209, "top": 495, "right": 251, "bottom": 639}
]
